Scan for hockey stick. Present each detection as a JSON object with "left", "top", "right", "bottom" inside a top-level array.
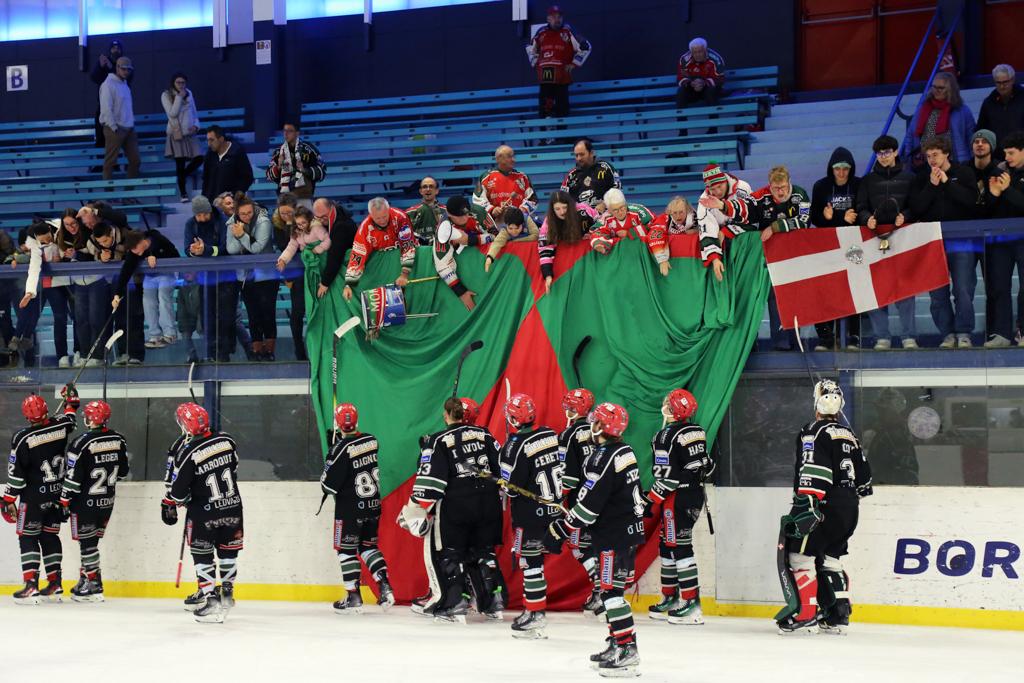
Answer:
[
  {"left": 571, "top": 335, "right": 591, "bottom": 388},
  {"left": 451, "top": 340, "right": 484, "bottom": 398},
  {"left": 332, "top": 317, "right": 362, "bottom": 444},
  {"left": 468, "top": 464, "right": 567, "bottom": 514},
  {"left": 187, "top": 361, "right": 197, "bottom": 403},
  {"left": 174, "top": 520, "right": 188, "bottom": 588},
  {"left": 101, "top": 329, "right": 123, "bottom": 401},
  {"left": 57, "top": 308, "right": 118, "bottom": 410}
]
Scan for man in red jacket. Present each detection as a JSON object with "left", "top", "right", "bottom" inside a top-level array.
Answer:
[
  {"left": 526, "top": 5, "right": 591, "bottom": 119},
  {"left": 341, "top": 198, "right": 416, "bottom": 302},
  {"left": 676, "top": 37, "right": 725, "bottom": 135}
]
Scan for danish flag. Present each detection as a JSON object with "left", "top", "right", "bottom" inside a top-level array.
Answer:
[{"left": 763, "top": 222, "right": 950, "bottom": 329}]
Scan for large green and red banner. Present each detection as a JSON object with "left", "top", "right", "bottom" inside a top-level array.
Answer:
[{"left": 301, "top": 233, "right": 770, "bottom": 607}]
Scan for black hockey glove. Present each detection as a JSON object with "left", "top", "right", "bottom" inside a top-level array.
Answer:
[
  {"left": 783, "top": 494, "right": 822, "bottom": 539},
  {"left": 547, "top": 518, "right": 573, "bottom": 544},
  {"left": 642, "top": 494, "right": 656, "bottom": 519},
  {"left": 61, "top": 383, "right": 80, "bottom": 410},
  {"left": 857, "top": 480, "right": 874, "bottom": 498},
  {"left": 160, "top": 498, "right": 179, "bottom": 526}
]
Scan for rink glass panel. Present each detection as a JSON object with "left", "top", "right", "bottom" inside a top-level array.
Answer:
[
  {"left": 714, "top": 379, "right": 1024, "bottom": 488},
  {"left": 0, "top": 387, "right": 322, "bottom": 484}
]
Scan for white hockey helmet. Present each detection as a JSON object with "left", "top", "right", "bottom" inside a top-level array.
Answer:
[{"left": 814, "top": 379, "right": 844, "bottom": 416}]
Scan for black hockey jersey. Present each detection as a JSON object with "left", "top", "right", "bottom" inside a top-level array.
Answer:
[
  {"left": 5, "top": 412, "right": 77, "bottom": 507},
  {"left": 167, "top": 432, "right": 242, "bottom": 521},
  {"left": 500, "top": 425, "right": 563, "bottom": 524},
  {"left": 61, "top": 428, "right": 130, "bottom": 514},
  {"left": 412, "top": 424, "right": 501, "bottom": 505},
  {"left": 321, "top": 432, "right": 382, "bottom": 519},
  {"left": 163, "top": 434, "right": 188, "bottom": 488},
  {"left": 649, "top": 422, "right": 710, "bottom": 510},
  {"left": 561, "top": 160, "right": 621, "bottom": 210},
  {"left": 793, "top": 418, "right": 872, "bottom": 503},
  {"left": 558, "top": 418, "right": 594, "bottom": 504},
  {"left": 565, "top": 439, "right": 644, "bottom": 548}
]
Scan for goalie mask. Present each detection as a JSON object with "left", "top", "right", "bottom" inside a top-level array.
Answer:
[{"left": 814, "top": 379, "right": 844, "bottom": 416}]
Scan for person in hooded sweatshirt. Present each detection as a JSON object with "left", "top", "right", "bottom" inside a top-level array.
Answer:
[
  {"left": 810, "top": 147, "right": 862, "bottom": 349},
  {"left": 855, "top": 135, "right": 918, "bottom": 350}
]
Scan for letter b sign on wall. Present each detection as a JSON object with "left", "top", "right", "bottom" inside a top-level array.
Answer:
[{"left": 6, "top": 65, "right": 28, "bottom": 92}]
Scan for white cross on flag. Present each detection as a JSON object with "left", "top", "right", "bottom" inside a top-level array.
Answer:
[{"left": 763, "top": 222, "right": 950, "bottom": 330}]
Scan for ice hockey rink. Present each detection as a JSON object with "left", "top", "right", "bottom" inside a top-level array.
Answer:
[{"left": 3, "top": 598, "right": 1019, "bottom": 682}]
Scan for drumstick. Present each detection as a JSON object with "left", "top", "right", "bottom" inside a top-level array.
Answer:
[{"left": 405, "top": 275, "right": 440, "bottom": 285}]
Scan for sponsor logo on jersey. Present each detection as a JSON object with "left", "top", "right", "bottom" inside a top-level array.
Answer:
[
  {"left": 8, "top": 453, "right": 16, "bottom": 464},
  {"left": 654, "top": 453, "right": 670, "bottom": 466},
  {"left": 575, "top": 429, "right": 591, "bottom": 443},
  {"left": 398, "top": 225, "right": 412, "bottom": 241},
  {"left": 88, "top": 439, "right": 122, "bottom": 454},
  {"left": 442, "top": 433, "right": 456, "bottom": 449},
  {"left": 824, "top": 425, "right": 857, "bottom": 443},
  {"left": 675, "top": 430, "right": 705, "bottom": 446},
  {"left": 500, "top": 467, "right": 512, "bottom": 480},
  {"left": 347, "top": 439, "right": 377, "bottom": 458},
  {"left": 614, "top": 451, "right": 637, "bottom": 473},
  {"left": 191, "top": 440, "right": 233, "bottom": 465},
  {"left": 26, "top": 428, "right": 67, "bottom": 449},
  {"left": 352, "top": 242, "right": 367, "bottom": 256},
  {"left": 524, "top": 434, "right": 559, "bottom": 457},
  {"left": 801, "top": 435, "right": 815, "bottom": 452},
  {"left": 420, "top": 454, "right": 431, "bottom": 464}
]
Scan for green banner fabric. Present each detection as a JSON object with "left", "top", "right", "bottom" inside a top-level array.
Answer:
[{"left": 304, "top": 233, "right": 770, "bottom": 496}]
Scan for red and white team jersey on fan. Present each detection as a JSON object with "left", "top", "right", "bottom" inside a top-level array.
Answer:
[
  {"left": 527, "top": 24, "right": 591, "bottom": 85},
  {"left": 590, "top": 204, "right": 667, "bottom": 260},
  {"left": 473, "top": 169, "right": 538, "bottom": 216},
  {"left": 676, "top": 48, "right": 725, "bottom": 88},
  {"left": 345, "top": 207, "right": 416, "bottom": 286}
]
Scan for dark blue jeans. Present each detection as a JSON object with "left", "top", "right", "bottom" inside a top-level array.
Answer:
[
  {"left": 985, "top": 239, "right": 1024, "bottom": 340},
  {"left": 75, "top": 279, "right": 113, "bottom": 360},
  {"left": 0, "top": 279, "right": 16, "bottom": 344},
  {"left": 929, "top": 251, "right": 981, "bottom": 337},
  {"left": 15, "top": 286, "right": 71, "bottom": 358}
]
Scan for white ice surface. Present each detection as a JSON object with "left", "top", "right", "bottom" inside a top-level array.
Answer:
[{"left": 3, "top": 598, "right": 1019, "bottom": 682}]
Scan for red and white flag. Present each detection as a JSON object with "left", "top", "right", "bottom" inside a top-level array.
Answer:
[{"left": 763, "top": 222, "right": 950, "bottom": 329}]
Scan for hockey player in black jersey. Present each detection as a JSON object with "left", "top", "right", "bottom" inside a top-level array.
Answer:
[
  {"left": 2, "top": 386, "right": 79, "bottom": 604},
  {"left": 162, "top": 402, "right": 244, "bottom": 624},
  {"left": 60, "top": 400, "right": 129, "bottom": 602},
  {"left": 321, "top": 403, "right": 395, "bottom": 614},
  {"left": 556, "top": 388, "right": 602, "bottom": 615},
  {"left": 776, "top": 380, "right": 872, "bottom": 635},
  {"left": 399, "top": 397, "right": 505, "bottom": 623},
  {"left": 647, "top": 389, "right": 712, "bottom": 625},
  {"left": 549, "top": 402, "right": 644, "bottom": 678},
  {"left": 499, "top": 392, "right": 563, "bottom": 638}
]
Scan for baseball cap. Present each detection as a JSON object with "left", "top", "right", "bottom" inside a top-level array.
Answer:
[{"left": 446, "top": 195, "right": 472, "bottom": 217}]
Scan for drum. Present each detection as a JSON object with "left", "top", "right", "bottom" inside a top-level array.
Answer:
[{"left": 361, "top": 284, "right": 407, "bottom": 338}]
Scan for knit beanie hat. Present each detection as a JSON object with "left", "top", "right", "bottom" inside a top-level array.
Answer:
[
  {"left": 702, "top": 163, "right": 727, "bottom": 188},
  {"left": 192, "top": 195, "right": 212, "bottom": 215},
  {"left": 972, "top": 129, "right": 997, "bottom": 150}
]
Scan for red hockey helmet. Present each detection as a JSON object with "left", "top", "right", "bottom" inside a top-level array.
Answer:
[
  {"left": 175, "top": 402, "right": 210, "bottom": 437},
  {"left": 561, "top": 388, "right": 595, "bottom": 417},
  {"left": 83, "top": 400, "right": 112, "bottom": 429},
  {"left": 589, "top": 402, "right": 629, "bottom": 438},
  {"left": 663, "top": 389, "right": 698, "bottom": 422},
  {"left": 22, "top": 394, "right": 48, "bottom": 423},
  {"left": 334, "top": 403, "right": 359, "bottom": 432},
  {"left": 459, "top": 398, "right": 480, "bottom": 426},
  {"left": 504, "top": 393, "right": 536, "bottom": 427}
]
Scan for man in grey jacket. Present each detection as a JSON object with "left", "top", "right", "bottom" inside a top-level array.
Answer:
[{"left": 99, "top": 57, "right": 141, "bottom": 180}]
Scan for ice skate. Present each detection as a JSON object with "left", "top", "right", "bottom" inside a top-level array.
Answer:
[
  {"left": 510, "top": 609, "right": 547, "bottom": 639},
  {"left": 70, "top": 574, "right": 105, "bottom": 603},
  {"left": 220, "top": 581, "right": 235, "bottom": 609},
  {"left": 777, "top": 614, "right": 819, "bottom": 635},
  {"left": 193, "top": 589, "right": 226, "bottom": 624},
  {"left": 433, "top": 597, "right": 469, "bottom": 624},
  {"left": 377, "top": 577, "right": 395, "bottom": 610},
  {"left": 481, "top": 591, "right": 504, "bottom": 621},
  {"left": 583, "top": 588, "right": 605, "bottom": 618},
  {"left": 333, "top": 590, "right": 363, "bottom": 615},
  {"left": 667, "top": 598, "right": 704, "bottom": 625},
  {"left": 598, "top": 641, "right": 640, "bottom": 678},
  {"left": 39, "top": 573, "right": 63, "bottom": 603},
  {"left": 183, "top": 589, "right": 206, "bottom": 612},
  {"left": 589, "top": 637, "right": 617, "bottom": 669},
  {"left": 648, "top": 591, "right": 678, "bottom": 620},
  {"left": 13, "top": 579, "right": 40, "bottom": 606}
]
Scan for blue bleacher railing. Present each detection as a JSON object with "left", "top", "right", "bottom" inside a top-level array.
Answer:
[{"left": 870, "top": 2, "right": 963, "bottom": 171}]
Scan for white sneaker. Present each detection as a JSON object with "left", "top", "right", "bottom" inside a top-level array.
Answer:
[
  {"left": 939, "top": 334, "right": 955, "bottom": 349},
  {"left": 984, "top": 334, "right": 1011, "bottom": 348},
  {"left": 956, "top": 334, "right": 972, "bottom": 349},
  {"left": 144, "top": 337, "right": 167, "bottom": 349},
  {"left": 85, "top": 358, "right": 102, "bottom": 367},
  {"left": 873, "top": 339, "right": 891, "bottom": 350},
  {"left": 112, "top": 354, "right": 129, "bottom": 366},
  {"left": 57, "top": 356, "right": 71, "bottom": 368},
  {"left": 902, "top": 337, "right": 919, "bottom": 350},
  {"left": 813, "top": 345, "right": 829, "bottom": 351}
]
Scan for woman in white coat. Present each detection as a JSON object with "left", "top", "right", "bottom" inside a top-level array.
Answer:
[{"left": 161, "top": 72, "right": 203, "bottom": 202}]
